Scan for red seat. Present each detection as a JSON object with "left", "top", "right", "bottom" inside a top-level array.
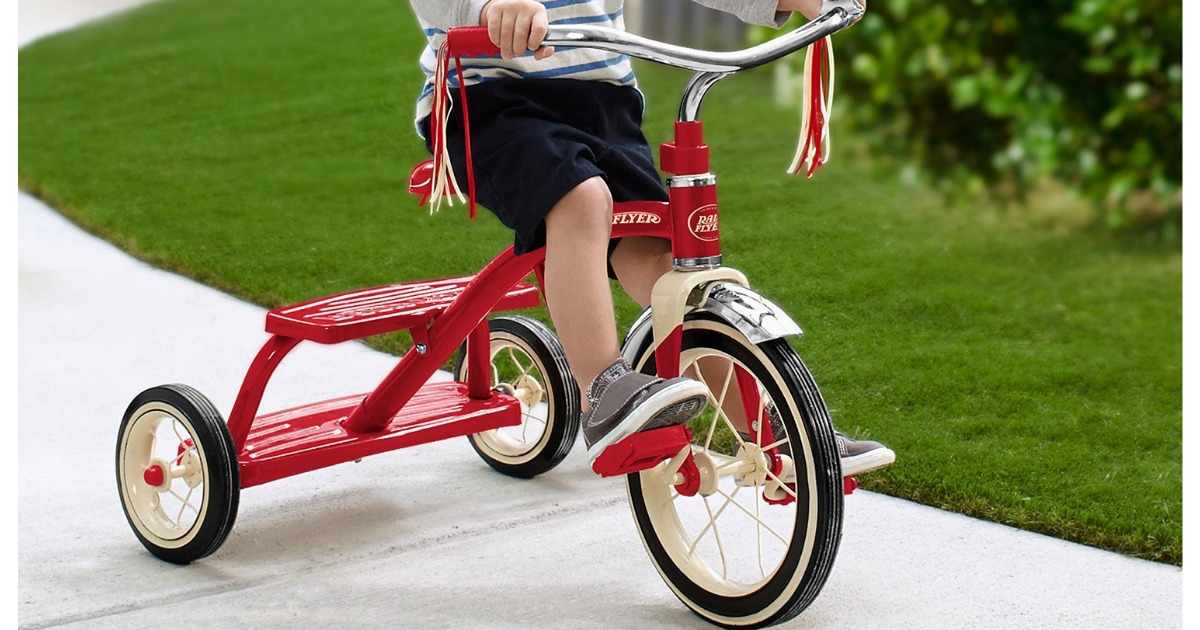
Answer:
[{"left": 408, "top": 159, "right": 437, "bottom": 206}]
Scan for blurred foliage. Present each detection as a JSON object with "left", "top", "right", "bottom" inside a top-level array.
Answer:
[{"left": 757, "top": 0, "right": 1182, "bottom": 235}]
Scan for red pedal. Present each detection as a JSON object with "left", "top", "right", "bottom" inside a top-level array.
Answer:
[
  {"left": 843, "top": 476, "right": 858, "bottom": 495},
  {"left": 591, "top": 425, "right": 692, "bottom": 478}
]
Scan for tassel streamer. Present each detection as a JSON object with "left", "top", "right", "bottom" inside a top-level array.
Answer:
[
  {"left": 427, "top": 42, "right": 478, "bottom": 217},
  {"left": 788, "top": 36, "right": 836, "bottom": 178}
]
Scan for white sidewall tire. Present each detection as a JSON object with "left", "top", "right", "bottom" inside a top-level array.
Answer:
[{"left": 624, "top": 315, "right": 842, "bottom": 628}]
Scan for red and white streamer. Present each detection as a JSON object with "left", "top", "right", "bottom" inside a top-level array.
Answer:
[
  {"left": 427, "top": 42, "right": 478, "bottom": 217},
  {"left": 788, "top": 36, "right": 835, "bottom": 178}
]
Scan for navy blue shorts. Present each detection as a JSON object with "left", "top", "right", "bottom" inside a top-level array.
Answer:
[{"left": 420, "top": 79, "right": 669, "bottom": 257}]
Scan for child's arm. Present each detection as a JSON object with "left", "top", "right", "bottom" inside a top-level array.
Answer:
[
  {"left": 408, "top": 1, "right": 491, "bottom": 30},
  {"left": 690, "top": 0, "right": 865, "bottom": 27},
  {"left": 777, "top": 0, "right": 823, "bottom": 20},
  {"left": 778, "top": 0, "right": 867, "bottom": 20}
]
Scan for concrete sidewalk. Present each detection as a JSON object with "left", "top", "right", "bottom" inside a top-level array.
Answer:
[{"left": 17, "top": 3, "right": 1183, "bottom": 629}]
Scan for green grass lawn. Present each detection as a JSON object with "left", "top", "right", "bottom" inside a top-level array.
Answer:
[{"left": 19, "top": 0, "right": 1182, "bottom": 563}]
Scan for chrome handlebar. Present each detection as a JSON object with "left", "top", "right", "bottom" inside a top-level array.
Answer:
[
  {"left": 541, "top": 0, "right": 864, "bottom": 74},
  {"left": 540, "top": 0, "right": 864, "bottom": 121}
]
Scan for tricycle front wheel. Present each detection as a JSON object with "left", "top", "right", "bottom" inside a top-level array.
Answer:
[
  {"left": 116, "top": 384, "right": 239, "bottom": 564},
  {"left": 624, "top": 314, "right": 843, "bottom": 628}
]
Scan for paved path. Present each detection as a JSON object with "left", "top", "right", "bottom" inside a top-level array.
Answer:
[{"left": 17, "top": 3, "right": 1183, "bottom": 629}]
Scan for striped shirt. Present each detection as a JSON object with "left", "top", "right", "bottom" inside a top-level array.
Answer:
[{"left": 412, "top": 0, "right": 633, "bottom": 135}]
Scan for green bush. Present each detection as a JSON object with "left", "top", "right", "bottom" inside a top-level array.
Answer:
[{"left": 780, "top": 0, "right": 1182, "bottom": 233}]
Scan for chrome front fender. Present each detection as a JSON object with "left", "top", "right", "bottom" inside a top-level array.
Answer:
[
  {"left": 621, "top": 279, "right": 803, "bottom": 363},
  {"left": 697, "top": 282, "right": 804, "bottom": 345}
]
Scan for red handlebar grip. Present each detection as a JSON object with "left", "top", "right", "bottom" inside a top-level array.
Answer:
[{"left": 446, "top": 27, "right": 501, "bottom": 57}]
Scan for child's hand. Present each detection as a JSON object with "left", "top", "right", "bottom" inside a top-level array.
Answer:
[{"left": 480, "top": 0, "right": 556, "bottom": 61}]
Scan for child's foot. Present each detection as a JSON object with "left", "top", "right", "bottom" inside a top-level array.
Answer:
[
  {"left": 743, "top": 404, "right": 896, "bottom": 477},
  {"left": 582, "top": 358, "right": 708, "bottom": 464},
  {"left": 835, "top": 432, "right": 895, "bottom": 477}
]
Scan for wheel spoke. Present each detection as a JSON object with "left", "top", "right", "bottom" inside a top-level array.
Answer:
[
  {"left": 495, "top": 346, "right": 539, "bottom": 443},
  {"left": 504, "top": 347, "right": 521, "bottom": 374},
  {"left": 756, "top": 481, "right": 765, "bottom": 577},
  {"left": 702, "top": 495, "right": 730, "bottom": 580},
  {"left": 166, "top": 485, "right": 200, "bottom": 528},
  {"left": 147, "top": 430, "right": 159, "bottom": 460},
  {"left": 505, "top": 348, "right": 536, "bottom": 386},
  {"left": 687, "top": 484, "right": 742, "bottom": 557},
  {"left": 755, "top": 396, "right": 766, "bottom": 447},
  {"left": 715, "top": 488, "right": 790, "bottom": 546},
  {"left": 520, "top": 410, "right": 544, "bottom": 443},
  {"left": 683, "top": 358, "right": 718, "bottom": 453},
  {"left": 699, "top": 360, "right": 736, "bottom": 453},
  {"left": 176, "top": 486, "right": 196, "bottom": 526},
  {"left": 690, "top": 359, "right": 751, "bottom": 454},
  {"left": 723, "top": 413, "right": 750, "bottom": 452}
]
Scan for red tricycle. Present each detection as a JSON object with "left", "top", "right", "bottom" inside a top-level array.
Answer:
[{"left": 116, "top": 3, "right": 865, "bottom": 627}]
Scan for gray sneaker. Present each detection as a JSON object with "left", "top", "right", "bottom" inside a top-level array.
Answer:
[
  {"left": 748, "top": 404, "right": 896, "bottom": 477},
  {"left": 582, "top": 359, "right": 708, "bottom": 464},
  {"left": 835, "top": 432, "right": 895, "bottom": 477}
]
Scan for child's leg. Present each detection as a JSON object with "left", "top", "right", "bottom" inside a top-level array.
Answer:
[
  {"left": 542, "top": 176, "right": 620, "bottom": 395},
  {"left": 610, "top": 237, "right": 751, "bottom": 427},
  {"left": 609, "top": 236, "right": 674, "bottom": 307},
  {"left": 547, "top": 181, "right": 708, "bottom": 462}
]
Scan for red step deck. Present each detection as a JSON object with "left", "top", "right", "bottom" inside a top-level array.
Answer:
[{"left": 238, "top": 382, "right": 522, "bottom": 488}]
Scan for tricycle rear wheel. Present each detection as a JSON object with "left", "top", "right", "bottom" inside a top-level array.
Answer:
[
  {"left": 455, "top": 315, "right": 580, "bottom": 478},
  {"left": 116, "top": 384, "right": 239, "bottom": 564}
]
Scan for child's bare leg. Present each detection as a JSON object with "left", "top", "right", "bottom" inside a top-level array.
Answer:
[
  {"left": 608, "top": 236, "right": 674, "bottom": 306},
  {"left": 543, "top": 177, "right": 620, "bottom": 399},
  {"left": 544, "top": 187, "right": 709, "bottom": 458},
  {"left": 555, "top": 215, "right": 708, "bottom": 461},
  {"left": 609, "top": 237, "right": 752, "bottom": 433}
]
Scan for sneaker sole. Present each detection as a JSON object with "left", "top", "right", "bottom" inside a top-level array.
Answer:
[
  {"left": 586, "top": 380, "right": 708, "bottom": 465},
  {"left": 840, "top": 447, "right": 896, "bottom": 477}
]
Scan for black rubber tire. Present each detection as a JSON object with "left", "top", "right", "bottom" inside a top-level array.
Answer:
[
  {"left": 116, "top": 384, "right": 240, "bottom": 565},
  {"left": 454, "top": 315, "right": 581, "bottom": 478},
  {"left": 624, "top": 313, "right": 843, "bottom": 628}
]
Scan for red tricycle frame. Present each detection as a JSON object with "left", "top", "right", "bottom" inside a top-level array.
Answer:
[{"left": 227, "top": 106, "right": 731, "bottom": 489}]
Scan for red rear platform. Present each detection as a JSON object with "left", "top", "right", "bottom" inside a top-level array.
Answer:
[{"left": 238, "top": 382, "right": 522, "bottom": 488}]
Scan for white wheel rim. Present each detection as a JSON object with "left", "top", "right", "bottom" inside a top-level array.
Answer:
[
  {"left": 467, "top": 333, "right": 553, "bottom": 464},
  {"left": 633, "top": 321, "right": 820, "bottom": 623},
  {"left": 118, "top": 402, "right": 210, "bottom": 548}
]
